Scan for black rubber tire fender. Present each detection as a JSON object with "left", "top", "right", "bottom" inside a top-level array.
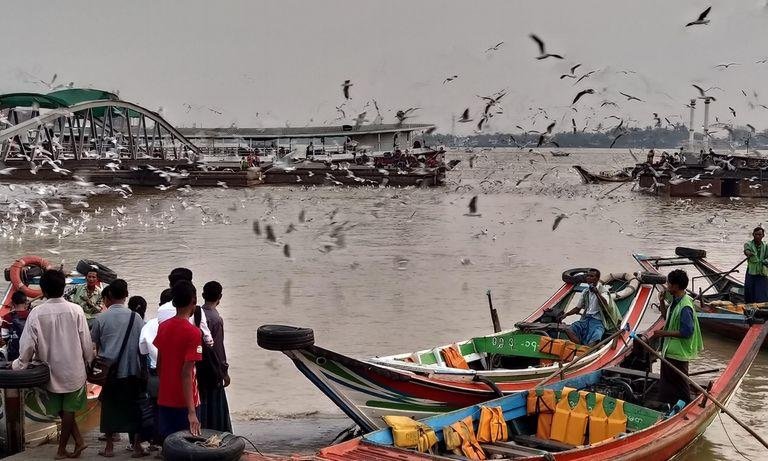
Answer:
[
  {"left": 562, "top": 268, "right": 593, "bottom": 285},
  {"left": 75, "top": 259, "right": 117, "bottom": 284},
  {"left": 637, "top": 271, "right": 667, "bottom": 285},
  {"left": 0, "top": 362, "right": 50, "bottom": 389},
  {"left": 257, "top": 325, "right": 315, "bottom": 351},
  {"left": 675, "top": 247, "right": 707, "bottom": 259},
  {"left": 162, "top": 429, "right": 245, "bottom": 461}
]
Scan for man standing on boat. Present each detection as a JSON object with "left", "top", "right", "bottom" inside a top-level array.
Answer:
[
  {"left": 652, "top": 269, "right": 703, "bottom": 406},
  {"left": 561, "top": 269, "right": 622, "bottom": 346},
  {"left": 743, "top": 227, "right": 768, "bottom": 303}
]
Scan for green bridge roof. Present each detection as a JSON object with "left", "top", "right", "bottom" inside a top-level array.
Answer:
[{"left": 0, "top": 88, "right": 120, "bottom": 110}]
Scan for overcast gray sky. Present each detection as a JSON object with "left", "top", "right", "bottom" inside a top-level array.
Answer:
[{"left": 2, "top": 0, "right": 768, "bottom": 135}]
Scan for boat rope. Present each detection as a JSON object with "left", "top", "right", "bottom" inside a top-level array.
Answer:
[{"left": 719, "top": 410, "right": 754, "bottom": 461}]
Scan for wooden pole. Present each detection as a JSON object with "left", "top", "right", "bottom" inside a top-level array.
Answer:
[
  {"left": 632, "top": 335, "right": 768, "bottom": 450},
  {"left": 696, "top": 257, "right": 748, "bottom": 297},
  {"left": 486, "top": 290, "right": 501, "bottom": 333}
]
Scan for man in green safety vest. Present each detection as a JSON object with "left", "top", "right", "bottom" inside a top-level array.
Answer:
[
  {"left": 651, "top": 269, "right": 703, "bottom": 405},
  {"left": 744, "top": 226, "right": 768, "bottom": 303}
]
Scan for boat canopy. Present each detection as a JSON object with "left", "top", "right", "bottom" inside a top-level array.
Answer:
[{"left": 0, "top": 93, "right": 69, "bottom": 110}]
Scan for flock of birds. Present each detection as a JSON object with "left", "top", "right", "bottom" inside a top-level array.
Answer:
[{"left": 1, "top": 5, "right": 766, "bottom": 266}]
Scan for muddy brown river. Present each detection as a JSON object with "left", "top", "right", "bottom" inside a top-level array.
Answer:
[{"left": 1, "top": 149, "right": 765, "bottom": 459}]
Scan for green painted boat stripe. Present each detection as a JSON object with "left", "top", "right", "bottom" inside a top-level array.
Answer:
[{"left": 366, "top": 400, "right": 455, "bottom": 413}]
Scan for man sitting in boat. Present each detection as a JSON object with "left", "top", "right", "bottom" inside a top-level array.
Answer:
[
  {"left": 560, "top": 269, "right": 622, "bottom": 346},
  {"left": 64, "top": 269, "right": 104, "bottom": 327},
  {"left": 650, "top": 269, "right": 703, "bottom": 405}
]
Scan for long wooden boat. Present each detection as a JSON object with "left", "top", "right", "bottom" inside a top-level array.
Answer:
[
  {"left": 632, "top": 248, "right": 763, "bottom": 343},
  {"left": 259, "top": 268, "right": 661, "bottom": 432},
  {"left": 573, "top": 165, "right": 634, "bottom": 184},
  {"left": 253, "top": 309, "right": 767, "bottom": 461},
  {"left": 0, "top": 256, "right": 101, "bottom": 447}
]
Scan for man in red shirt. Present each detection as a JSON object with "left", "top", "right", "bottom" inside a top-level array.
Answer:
[{"left": 153, "top": 280, "right": 202, "bottom": 439}]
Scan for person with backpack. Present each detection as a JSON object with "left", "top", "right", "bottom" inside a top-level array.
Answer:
[{"left": 1, "top": 291, "right": 30, "bottom": 362}]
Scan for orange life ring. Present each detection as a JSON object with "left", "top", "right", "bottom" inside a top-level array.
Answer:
[{"left": 9, "top": 255, "right": 53, "bottom": 298}]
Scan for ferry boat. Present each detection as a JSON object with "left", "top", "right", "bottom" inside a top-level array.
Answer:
[{"left": 0, "top": 256, "right": 103, "bottom": 449}]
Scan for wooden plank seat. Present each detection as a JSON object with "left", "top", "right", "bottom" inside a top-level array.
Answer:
[
  {"left": 481, "top": 442, "right": 549, "bottom": 458},
  {"left": 512, "top": 434, "right": 574, "bottom": 452}
]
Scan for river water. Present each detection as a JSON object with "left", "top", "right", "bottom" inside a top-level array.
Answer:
[{"left": 1, "top": 149, "right": 766, "bottom": 459}]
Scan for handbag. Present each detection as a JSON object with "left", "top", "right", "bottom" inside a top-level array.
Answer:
[{"left": 87, "top": 312, "right": 135, "bottom": 386}]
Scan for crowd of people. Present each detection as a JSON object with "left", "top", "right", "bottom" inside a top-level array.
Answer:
[{"left": 7, "top": 266, "right": 231, "bottom": 459}]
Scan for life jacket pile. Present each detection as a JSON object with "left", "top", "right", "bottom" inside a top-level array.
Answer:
[
  {"left": 382, "top": 415, "right": 438, "bottom": 453},
  {"left": 539, "top": 336, "right": 591, "bottom": 365},
  {"left": 526, "top": 387, "right": 628, "bottom": 446}
]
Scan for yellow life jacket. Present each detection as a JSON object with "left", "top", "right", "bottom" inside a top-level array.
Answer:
[
  {"left": 588, "top": 393, "right": 628, "bottom": 444},
  {"left": 441, "top": 345, "right": 470, "bottom": 369},
  {"left": 443, "top": 416, "right": 486, "bottom": 460},
  {"left": 550, "top": 388, "right": 589, "bottom": 446},
  {"left": 382, "top": 415, "right": 438, "bottom": 453},
  {"left": 476, "top": 406, "right": 508, "bottom": 443},
  {"left": 526, "top": 389, "right": 557, "bottom": 439}
]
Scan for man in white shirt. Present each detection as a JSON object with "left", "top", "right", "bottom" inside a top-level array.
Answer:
[
  {"left": 13, "top": 270, "right": 94, "bottom": 459},
  {"left": 560, "top": 268, "right": 621, "bottom": 346},
  {"left": 156, "top": 268, "right": 213, "bottom": 345}
]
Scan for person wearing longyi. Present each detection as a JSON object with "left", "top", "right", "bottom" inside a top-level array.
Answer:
[
  {"left": 650, "top": 269, "right": 703, "bottom": 406},
  {"left": 560, "top": 268, "right": 622, "bottom": 346},
  {"left": 743, "top": 226, "right": 768, "bottom": 304}
]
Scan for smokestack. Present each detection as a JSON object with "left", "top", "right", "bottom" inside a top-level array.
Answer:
[
  {"left": 688, "top": 99, "right": 696, "bottom": 150},
  {"left": 702, "top": 98, "right": 711, "bottom": 153}
]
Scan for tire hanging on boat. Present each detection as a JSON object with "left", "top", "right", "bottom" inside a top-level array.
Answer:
[
  {"left": 636, "top": 271, "right": 667, "bottom": 285},
  {"left": 75, "top": 259, "right": 117, "bottom": 283},
  {"left": 257, "top": 325, "right": 315, "bottom": 351},
  {"left": 0, "top": 362, "right": 49, "bottom": 389},
  {"left": 674, "top": 247, "right": 707, "bottom": 259},
  {"left": 8, "top": 255, "right": 53, "bottom": 298},
  {"left": 561, "top": 268, "right": 593, "bottom": 285}
]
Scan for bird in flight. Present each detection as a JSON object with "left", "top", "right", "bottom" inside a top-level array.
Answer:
[
  {"left": 395, "top": 108, "right": 419, "bottom": 124},
  {"left": 714, "top": 62, "right": 739, "bottom": 69},
  {"left": 619, "top": 91, "right": 643, "bottom": 102},
  {"left": 729, "top": 107, "right": 736, "bottom": 117},
  {"left": 560, "top": 64, "right": 581, "bottom": 79},
  {"left": 572, "top": 89, "right": 595, "bottom": 105},
  {"left": 485, "top": 41, "right": 504, "bottom": 52},
  {"left": 529, "top": 34, "right": 564, "bottom": 60},
  {"left": 458, "top": 108, "right": 473, "bottom": 123},
  {"left": 686, "top": 6, "right": 711, "bottom": 27},
  {"left": 443, "top": 75, "right": 459, "bottom": 84},
  {"left": 692, "top": 84, "right": 716, "bottom": 101},
  {"left": 342, "top": 80, "right": 353, "bottom": 99}
]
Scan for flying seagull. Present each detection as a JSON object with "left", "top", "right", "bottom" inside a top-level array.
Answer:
[
  {"left": 619, "top": 91, "right": 643, "bottom": 102},
  {"left": 458, "top": 108, "right": 473, "bottom": 123},
  {"left": 443, "top": 75, "right": 459, "bottom": 84},
  {"left": 572, "top": 89, "right": 595, "bottom": 105},
  {"left": 529, "top": 34, "right": 564, "bottom": 60},
  {"left": 685, "top": 6, "right": 711, "bottom": 27},
  {"left": 467, "top": 196, "right": 478, "bottom": 215},
  {"left": 714, "top": 62, "right": 739, "bottom": 69},
  {"left": 341, "top": 80, "right": 352, "bottom": 99},
  {"left": 485, "top": 41, "right": 504, "bottom": 52},
  {"left": 692, "top": 84, "right": 716, "bottom": 101},
  {"left": 560, "top": 64, "right": 581, "bottom": 79},
  {"left": 729, "top": 106, "right": 736, "bottom": 117},
  {"left": 552, "top": 213, "right": 568, "bottom": 231}
]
